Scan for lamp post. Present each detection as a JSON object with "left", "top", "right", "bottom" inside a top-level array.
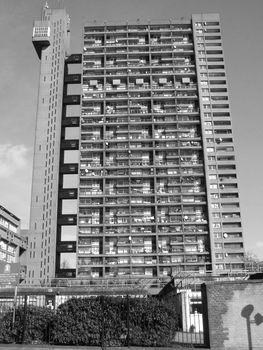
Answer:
[
  {"left": 126, "top": 294, "right": 130, "bottom": 347},
  {"left": 101, "top": 295, "right": 105, "bottom": 349}
]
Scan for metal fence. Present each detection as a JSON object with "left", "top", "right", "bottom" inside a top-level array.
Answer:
[
  {"left": 158, "top": 280, "right": 205, "bottom": 346},
  {"left": 0, "top": 288, "right": 175, "bottom": 346},
  {"left": 0, "top": 272, "right": 249, "bottom": 346}
]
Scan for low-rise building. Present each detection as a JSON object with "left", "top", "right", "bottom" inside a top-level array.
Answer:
[{"left": 0, "top": 205, "right": 27, "bottom": 282}]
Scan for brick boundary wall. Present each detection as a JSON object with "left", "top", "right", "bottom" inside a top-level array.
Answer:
[{"left": 202, "top": 279, "right": 263, "bottom": 350}]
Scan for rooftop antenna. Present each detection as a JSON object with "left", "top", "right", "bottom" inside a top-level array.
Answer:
[
  {"left": 57, "top": 0, "right": 65, "bottom": 9},
  {"left": 42, "top": 0, "right": 50, "bottom": 20}
]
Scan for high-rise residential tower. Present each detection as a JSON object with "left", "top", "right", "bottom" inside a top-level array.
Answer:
[
  {"left": 27, "top": 5, "right": 244, "bottom": 284},
  {"left": 26, "top": 3, "right": 71, "bottom": 283}
]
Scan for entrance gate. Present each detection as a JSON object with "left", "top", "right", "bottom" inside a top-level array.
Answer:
[{"left": 158, "top": 273, "right": 210, "bottom": 347}]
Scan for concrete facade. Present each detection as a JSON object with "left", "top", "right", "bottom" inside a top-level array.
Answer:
[
  {"left": 27, "top": 5, "right": 245, "bottom": 284},
  {"left": 26, "top": 4, "right": 70, "bottom": 283},
  {"left": 74, "top": 14, "right": 244, "bottom": 280}
]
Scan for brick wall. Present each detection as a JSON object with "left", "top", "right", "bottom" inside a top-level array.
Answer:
[{"left": 202, "top": 280, "right": 263, "bottom": 350}]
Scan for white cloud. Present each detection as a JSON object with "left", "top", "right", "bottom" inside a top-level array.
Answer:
[
  {"left": 0, "top": 144, "right": 29, "bottom": 178},
  {"left": 0, "top": 144, "right": 32, "bottom": 228},
  {"left": 256, "top": 241, "right": 263, "bottom": 248}
]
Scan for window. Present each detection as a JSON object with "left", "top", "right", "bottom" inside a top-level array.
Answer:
[
  {"left": 211, "top": 203, "right": 219, "bottom": 209},
  {"left": 215, "top": 243, "right": 223, "bottom": 249},
  {"left": 206, "top": 42, "right": 222, "bottom": 47},
  {"left": 33, "top": 26, "right": 50, "bottom": 37},
  {"left": 207, "top": 147, "right": 215, "bottom": 153},
  {"left": 207, "top": 57, "right": 224, "bottom": 62},
  {"left": 205, "top": 36, "right": 221, "bottom": 40},
  {"left": 213, "top": 223, "right": 221, "bottom": 229},
  {"left": 210, "top": 184, "right": 218, "bottom": 189},
  {"left": 204, "top": 22, "right": 220, "bottom": 26},
  {"left": 60, "top": 253, "right": 76, "bottom": 269},
  {"left": 214, "top": 232, "right": 222, "bottom": 239},
  {"left": 210, "top": 82, "right": 227, "bottom": 89},
  {"left": 214, "top": 120, "right": 231, "bottom": 126},
  {"left": 206, "top": 29, "right": 220, "bottom": 33}
]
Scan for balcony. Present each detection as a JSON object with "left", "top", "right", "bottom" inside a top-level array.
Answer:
[
  {"left": 129, "top": 83, "right": 150, "bottom": 90},
  {"left": 176, "top": 84, "right": 197, "bottom": 90},
  {"left": 81, "top": 134, "right": 102, "bottom": 141},
  {"left": 82, "top": 117, "right": 104, "bottom": 125},
  {"left": 83, "top": 92, "right": 104, "bottom": 100},
  {"left": 82, "top": 105, "right": 102, "bottom": 115},
  {"left": 79, "top": 189, "right": 103, "bottom": 196}
]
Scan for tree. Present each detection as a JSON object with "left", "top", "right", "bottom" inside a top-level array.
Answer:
[{"left": 243, "top": 251, "right": 260, "bottom": 272}]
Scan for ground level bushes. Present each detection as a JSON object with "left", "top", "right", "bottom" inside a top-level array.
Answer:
[
  {"left": 53, "top": 296, "right": 178, "bottom": 346},
  {"left": 52, "top": 297, "right": 103, "bottom": 345},
  {"left": 128, "top": 297, "right": 178, "bottom": 346},
  {"left": 0, "top": 305, "right": 54, "bottom": 344},
  {"left": 0, "top": 296, "right": 178, "bottom": 346}
]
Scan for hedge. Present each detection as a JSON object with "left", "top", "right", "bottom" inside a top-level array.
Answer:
[
  {"left": 0, "top": 296, "right": 178, "bottom": 346},
  {"left": 0, "top": 305, "right": 54, "bottom": 344}
]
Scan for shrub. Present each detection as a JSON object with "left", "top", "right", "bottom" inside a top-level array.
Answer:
[
  {"left": 0, "top": 305, "right": 54, "bottom": 344},
  {"left": 0, "top": 296, "right": 178, "bottom": 346},
  {"left": 128, "top": 297, "right": 178, "bottom": 346},
  {"left": 52, "top": 296, "right": 178, "bottom": 346},
  {"left": 52, "top": 297, "right": 102, "bottom": 345}
]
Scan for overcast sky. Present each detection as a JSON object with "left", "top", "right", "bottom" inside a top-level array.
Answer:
[{"left": 0, "top": 0, "right": 263, "bottom": 258}]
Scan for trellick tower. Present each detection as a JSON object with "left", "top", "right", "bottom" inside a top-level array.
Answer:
[
  {"left": 26, "top": 4, "right": 245, "bottom": 285},
  {"left": 26, "top": 3, "right": 73, "bottom": 283}
]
